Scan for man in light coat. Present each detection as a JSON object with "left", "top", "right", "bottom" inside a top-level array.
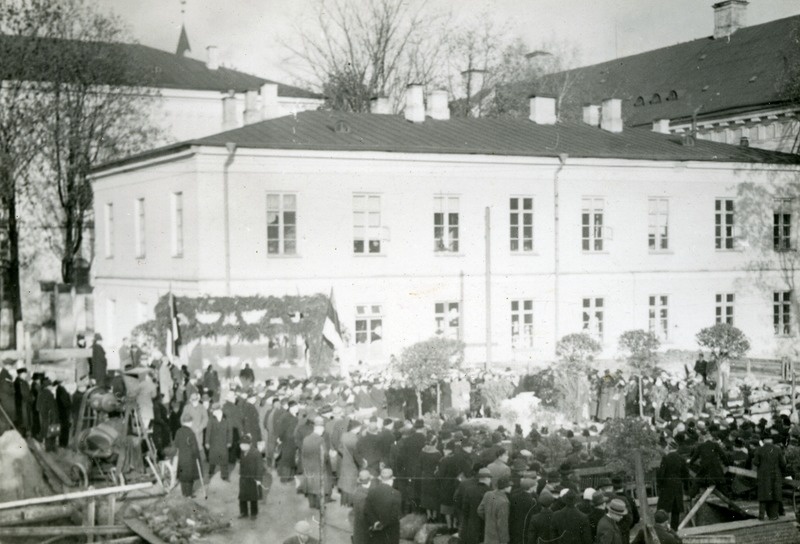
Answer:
[{"left": 478, "top": 476, "right": 512, "bottom": 544}]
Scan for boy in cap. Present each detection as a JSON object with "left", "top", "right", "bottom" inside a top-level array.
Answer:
[{"left": 238, "top": 433, "right": 264, "bottom": 519}]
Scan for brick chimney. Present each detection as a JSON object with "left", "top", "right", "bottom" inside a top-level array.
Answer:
[
  {"left": 582, "top": 104, "right": 600, "bottom": 127},
  {"left": 600, "top": 98, "right": 623, "bottom": 133},
  {"left": 461, "top": 69, "right": 486, "bottom": 98},
  {"left": 404, "top": 84, "right": 425, "bottom": 123},
  {"left": 222, "top": 90, "right": 237, "bottom": 130},
  {"left": 427, "top": 90, "right": 450, "bottom": 120},
  {"left": 370, "top": 96, "right": 392, "bottom": 114},
  {"left": 206, "top": 45, "right": 220, "bottom": 70},
  {"left": 260, "top": 83, "right": 282, "bottom": 120},
  {"left": 243, "top": 90, "right": 261, "bottom": 124},
  {"left": 652, "top": 119, "right": 670, "bottom": 134},
  {"left": 713, "top": 0, "right": 748, "bottom": 40},
  {"left": 528, "top": 95, "right": 557, "bottom": 125}
]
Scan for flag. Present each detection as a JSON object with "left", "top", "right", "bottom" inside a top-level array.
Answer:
[
  {"left": 167, "top": 292, "right": 181, "bottom": 358},
  {"left": 322, "top": 289, "right": 343, "bottom": 349},
  {"left": 176, "top": 24, "right": 191, "bottom": 57}
]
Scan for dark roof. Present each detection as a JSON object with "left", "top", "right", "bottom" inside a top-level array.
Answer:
[
  {"left": 0, "top": 34, "right": 321, "bottom": 98},
  {"left": 538, "top": 14, "right": 800, "bottom": 126},
  {"left": 93, "top": 110, "right": 799, "bottom": 173}
]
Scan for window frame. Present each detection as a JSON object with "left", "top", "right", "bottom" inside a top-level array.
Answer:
[
  {"left": 171, "top": 192, "right": 184, "bottom": 258},
  {"left": 715, "top": 293, "right": 735, "bottom": 325},
  {"left": 134, "top": 197, "right": 146, "bottom": 259},
  {"left": 582, "top": 297, "right": 605, "bottom": 341},
  {"left": 714, "top": 198, "right": 736, "bottom": 250},
  {"left": 773, "top": 291, "right": 793, "bottom": 336},
  {"left": 354, "top": 304, "right": 384, "bottom": 345},
  {"left": 353, "top": 194, "right": 383, "bottom": 255},
  {"left": 434, "top": 195, "right": 460, "bottom": 253},
  {"left": 434, "top": 301, "right": 460, "bottom": 340},
  {"left": 773, "top": 198, "right": 794, "bottom": 252},
  {"left": 648, "top": 197, "right": 670, "bottom": 252},
  {"left": 509, "top": 197, "right": 534, "bottom": 253},
  {"left": 510, "top": 299, "right": 534, "bottom": 349},
  {"left": 266, "top": 193, "right": 298, "bottom": 256},
  {"left": 648, "top": 294, "right": 669, "bottom": 341},
  {"left": 581, "top": 197, "right": 605, "bottom": 252}
]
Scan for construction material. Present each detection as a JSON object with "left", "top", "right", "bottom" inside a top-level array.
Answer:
[
  {"left": 679, "top": 486, "right": 716, "bottom": 531},
  {"left": 0, "top": 504, "right": 77, "bottom": 526},
  {"left": 0, "top": 481, "right": 152, "bottom": 511},
  {"left": 28, "top": 438, "right": 77, "bottom": 487},
  {"left": 0, "top": 524, "right": 131, "bottom": 537},
  {"left": 196, "top": 459, "right": 207, "bottom": 500},
  {"left": 125, "top": 518, "right": 168, "bottom": 544},
  {"left": 125, "top": 495, "right": 230, "bottom": 544},
  {"left": 0, "top": 430, "right": 52, "bottom": 502}
]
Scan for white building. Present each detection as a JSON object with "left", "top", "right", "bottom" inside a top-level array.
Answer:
[{"left": 90, "top": 92, "right": 800, "bottom": 369}]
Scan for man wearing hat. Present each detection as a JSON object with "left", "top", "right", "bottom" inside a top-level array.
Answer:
[
  {"left": 238, "top": 433, "right": 264, "bottom": 519},
  {"left": 588, "top": 491, "right": 608, "bottom": 540},
  {"left": 282, "top": 520, "right": 318, "bottom": 544},
  {"left": 90, "top": 333, "right": 107, "bottom": 387},
  {"left": 454, "top": 467, "right": 492, "bottom": 544},
  {"left": 301, "top": 416, "right": 334, "bottom": 509},
  {"left": 364, "top": 468, "right": 402, "bottom": 544},
  {"left": 0, "top": 359, "right": 16, "bottom": 435},
  {"left": 349, "top": 470, "right": 374, "bottom": 544},
  {"left": 206, "top": 403, "right": 232, "bottom": 481},
  {"left": 657, "top": 441, "right": 690, "bottom": 530},
  {"left": 184, "top": 391, "right": 208, "bottom": 461},
  {"left": 396, "top": 418, "right": 426, "bottom": 510},
  {"left": 632, "top": 509, "right": 682, "bottom": 544},
  {"left": 477, "top": 476, "right": 512, "bottom": 544},
  {"left": 596, "top": 498, "right": 627, "bottom": 544},
  {"left": 753, "top": 433, "right": 788, "bottom": 520},
  {"left": 508, "top": 477, "right": 538, "bottom": 544},
  {"left": 551, "top": 489, "right": 592, "bottom": 544},
  {"left": 13, "top": 365, "right": 32, "bottom": 437},
  {"left": 174, "top": 411, "right": 201, "bottom": 497},
  {"left": 36, "top": 375, "right": 59, "bottom": 451},
  {"left": 527, "top": 490, "right": 555, "bottom": 544},
  {"left": 487, "top": 448, "right": 512, "bottom": 489}
]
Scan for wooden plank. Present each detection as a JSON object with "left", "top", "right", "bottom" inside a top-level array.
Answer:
[
  {"left": 124, "top": 518, "right": 169, "bottom": 544},
  {"left": 710, "top": 488, "right": 751, "bottom": 518},
  {"left": 0, "top": 504, "right": 76, "bottom": 526},
  {"left": 0, "top": 525, "right": 131, "bottom": 537},
  {"left": 87, "top": 497, "right": 96, "bottom": 544},
  {"left": 634, "top": 451, "right": 653, "bottom": 544},
  {"left": 679, "top": 485, "right": 715, "bottom": 531},
  {"left": 0, "top": 482, "right": 153, "bottom": 511}
]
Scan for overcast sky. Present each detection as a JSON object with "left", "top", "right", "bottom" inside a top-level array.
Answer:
[{"left": 91, "top": 0, "right": 800, "bottom": 87}]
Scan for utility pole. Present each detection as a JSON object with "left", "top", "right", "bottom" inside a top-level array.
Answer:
[{"left": 485, "top": 207, "right": 492, "bottom": 369}]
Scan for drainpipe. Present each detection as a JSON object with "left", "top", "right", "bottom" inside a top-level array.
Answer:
[
  {"left": 223, "top": 142, "right": 237, "bottom": 296},
  {"left": 553, "top": 153, "right": 568, "bottom": 349}
]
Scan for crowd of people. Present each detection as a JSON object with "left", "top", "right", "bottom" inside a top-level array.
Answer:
[{"left": 0, "top": 338, "right": 796, "bottom": 544}]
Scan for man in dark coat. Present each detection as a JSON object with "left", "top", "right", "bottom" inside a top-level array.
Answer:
[
  {"left": 587, "top": 491, "right": 607, "bottom": 539},
  {"left": 174, "top": 411, "right": 201, "bottom": 497},
  {"left": 264, "top": 397, "right": 283, "bottom": 468},
  {"left": 54, "top": 381, "right": 72, "bottom": 448},
  {"left": 276, "top": 401, "right": 299, "bottom": 482},
  {"left": 657, "top": 444, "right": 690, "bottom": 530},
  {"left": 350, "top": 470, "right": 374, "bottom": 544},
  {"left": 202, "top": 364, "right": 220, "bottom": 402},
  {"left": 238, "top": 433, "right": 264, "bottom": 518},
  {"left": 508, "top": 478, "right": 537, "bottom": 544},
  {"left": 453, "top": 468, "right": 491, "bottom": 544},
  {"left": 205, "top": 403, "right": 232, "bottom": 481},
  {"left": 91, "top": 334, "right": 108, "bottom": 387},
  {"left": 364, "top": 468, "right": 402, "bottom": 544},
  {"left": 527, "top": 490, "right": 555, "bottom": 544},
  {"left": 398, "top": 420, "right": 426, "bottom": 508},
  {"left": 13, "top": 367, "right": 32, "bottom": 437},
  {"left": 355, "top": 419, "right": 383, "bottom": 475},
  {"left": 36, "top": 378, "right": 59, "bottom": 451},
  {"left": 753, "top": 434, "right": 787, "bottom": 520},
  {"left": 222, "top": 391, "right": 242, "bottom": 464},
  {"left": 301, "top": 416, "right": 333, "bottom": 509},
  {"left": 551, "top": 489, "right": 592, "bottom": 544},
  {"left": 377, "top": 418, "right": 395, "bottom": 468},
  {"left": 610, "top": 475, "right": 639, "bottom": 544},
  {"left": 633, "top": 509, "right": 683, "bottom": 544},
  {"left": 0, "top": 362, "right": 16, "bottom": 435},
  {"left": 596, "top": 498, "right": 627, "bottom": 544},
  {"left": 689, "top": 434, "right": 729, "bottom": 495},
  {"left": 241, "top": 396, "right": 263, "bottom": 443}
]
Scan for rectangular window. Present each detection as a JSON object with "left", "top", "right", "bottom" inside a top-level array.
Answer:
[
  {"left": 715, "top": 198, "right": 735, "bottom": 250},
  {"left": 648, "top": 295, "right": 669, "bottom": 340},
  {"left": 355, "top": 305, "right": 383, "bottom": 345},
  {"left": 774, "top": 198, "right": 793, "bottom": 252},
  {"left": 434, "top": 196, "right": 459, "bottom": 252},
  {"left": 582, "top": 297, "right": 604, "bottom": 340},
  {"left": 715, "top": 293, "right": 734, "bottom": 325},
  {"left": 434, "top": 301, "right": 460, "bottom": 339},
  {"left": 510, "top": 197, "right": 533, "bottom": 252},
  {"left": 648, "top": 198, "right": 669, "bottom": 251},
  {"left": 581, "top": 197, "right": 604, "bottom": 251},
  {"left": 267, "top": 193, "right": 297, "bottom": 255},
  {"left": 510, "top": 299, "right": 534, "bottom": 348},
  {"left": 353, "top": 194, "right": 382, "bottom": 254},
  {"left": 134, "top": 198, "right": 145, "bottom": 258},
  {"left": 104, "top": 203, "right": 114, "bottom": 258},
  {"left": 774, "top": 291, "right": 793, "bottom": 336},
  {"left": 171, "top": 192, "right": 184, "bottom": 258}
]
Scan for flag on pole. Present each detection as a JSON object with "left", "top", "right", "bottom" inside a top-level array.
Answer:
[
  {"left": 322, "top": 289, "right": 343, "bottom": 349},
  {"left": 167, "top": 292, "right": 181, "bottom": 358}
]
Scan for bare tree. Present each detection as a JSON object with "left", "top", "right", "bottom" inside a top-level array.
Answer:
[
  {"left": 22, "top": 0, "right": 160, "bottom": 283},
  {"left": 285, "top": 0, "right": 448, "bottom": 112}
]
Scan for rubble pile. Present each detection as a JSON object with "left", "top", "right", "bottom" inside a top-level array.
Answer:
[{"left": 127, "top": 496, "right": 230, "bottom": 544}]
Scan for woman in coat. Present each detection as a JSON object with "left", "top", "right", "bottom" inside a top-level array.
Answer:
[
  {"left": 418, "top": 434, "right": 443, "bottom": 521},
  {"left": 174, "top": 411, "right": 201, "bottom": 497},
  {"left": 205, "top": 404, "right": 233, "bottom": 481},
  {"left": 338, "top": 420, "right": 361, "bottom": 506}
]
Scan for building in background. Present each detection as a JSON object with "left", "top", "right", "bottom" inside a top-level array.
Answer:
[
  {"left": 90, "top": 90, "right": 799, "bottom": 369},
  {"left": 539, "top": 1, "right": 800, "bottom": 152}
]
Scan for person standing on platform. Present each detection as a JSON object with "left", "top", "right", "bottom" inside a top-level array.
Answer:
[
  {"left": 753, "top": 434, "right": 787, "bottom": 520},
  {"left": 657, "top": 442, "right": 689, "bottom": 530}
]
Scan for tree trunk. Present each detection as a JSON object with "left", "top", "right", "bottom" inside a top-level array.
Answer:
[
  {"left": 4, "top": 185, "right": 20, "bottom": 349},
  {"left": 436, "top": 383, "right": 441, "bottom": 415},
  {"left": 416, "top": 390, "right": 422, "bottom": 418},
  {"left": 638, "top": 375, "right": 644, "bottom": 418}
]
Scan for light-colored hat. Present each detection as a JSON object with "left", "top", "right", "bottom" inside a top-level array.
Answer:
[
  {"left": 608, "top": 498, "right": 628, "bottom": 516},
  {"left": 583, "top": 487, "right": 596, "bottom": 501},
  {"left": 294, "top": 520, "right": 313, "bottom": 536}
]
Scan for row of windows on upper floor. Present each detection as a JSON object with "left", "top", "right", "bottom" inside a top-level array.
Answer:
[{"left": 99, "top": 193, "right": 795, "bottom": 259}]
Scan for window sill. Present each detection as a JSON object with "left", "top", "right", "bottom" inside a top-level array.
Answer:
[
  {"left": 715, "top": 248, "right": 743, "bottom": 253},
  {"left": 267, "top": 253, "right": 302, "bottom": 259},
  {"left": 510, "top": 251, "right": 539, "bottom": 257},
  {"left": 581, "top": 251, "right": 610, "bottom": 255},
  {"left": 171, "top": 255, "right": 184, "bottom": 259},
  {"left": 353, "top": 253, "right": 387, "bottom": 258},
  {"left": 648, "top": 250, "right": 674, "bottom": 255},
  {"left": 434, "top": 252, "right": 465, "bottom": 257}
]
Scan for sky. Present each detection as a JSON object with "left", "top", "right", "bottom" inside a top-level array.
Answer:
[{"left": 90, "top": 0, "right": 800, "bottom": 87}]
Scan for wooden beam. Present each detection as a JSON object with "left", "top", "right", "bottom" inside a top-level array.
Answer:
[
  {"left": 0, "top": 482, "right": 153, "bottom": 511},
  {"left": 679, "top": 485, "right": 715, "bottom": 531},
  {"left": 0, "top": 504, "right": 76, "bottom": 526},
  {"left": 634, "top": 451, "right": 653, "bottom": 544},
  {"left": 0, "top": 525, "right": 131, "bottom": 537}
]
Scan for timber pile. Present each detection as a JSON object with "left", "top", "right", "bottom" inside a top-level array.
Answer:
[
  {"left": 0, "top": 430, "right": 51, "bottom": 502},
  {"left": 126, "top": 496, "right": 230, "bottom": 543}
]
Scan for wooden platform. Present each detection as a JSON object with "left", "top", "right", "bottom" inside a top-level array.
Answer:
[{"left": 680, "top": 514, "right": 799, "bottom": 544}]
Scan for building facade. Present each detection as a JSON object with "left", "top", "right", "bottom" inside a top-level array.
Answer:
[{"left": 90, "top": 95, "right": 800, "bottom": 369}]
